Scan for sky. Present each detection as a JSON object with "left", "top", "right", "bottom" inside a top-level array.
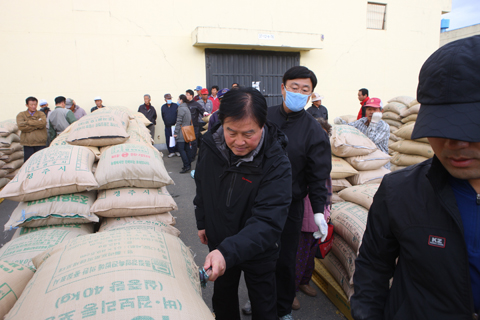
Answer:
[{"left": 441, "top": 0, "right": 480, "bottom": 30}]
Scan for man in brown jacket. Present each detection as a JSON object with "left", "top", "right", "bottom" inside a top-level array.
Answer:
[{"left": 16, "top": 96, "right": 47, "bottom": 162}]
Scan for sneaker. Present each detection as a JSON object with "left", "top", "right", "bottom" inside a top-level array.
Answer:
[
  {"left": 279, "top": 312, "right": 294, "bottom": 320},
  {"left": 241, "top": 300, "right": 252, "bottom": 315},
  {"left": 299, "top": 284, "right": 317, "bottom": 297},
  {"left": 292, "top": 297, "right": 300, "bottom": 310},
  {"left": 180, "top": 167, "right": 191, "bottom": 174},
  {"left": 175, "top": 152, "right": 181, "bottom": 157},
  {"left": 168, "top": 153, "right": 175, "bottom": 158}
]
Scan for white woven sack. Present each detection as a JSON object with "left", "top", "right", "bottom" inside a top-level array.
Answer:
[{"left": 331, "top": 125, "right": 377, "bottom": 157}]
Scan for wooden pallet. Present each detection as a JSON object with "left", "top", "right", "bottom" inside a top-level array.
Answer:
[{"left": 312, "top": 259, "right": 354, "bottom": 320}]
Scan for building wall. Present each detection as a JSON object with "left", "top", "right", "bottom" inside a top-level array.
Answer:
[
  {"left": 0, "top": 0, "right": 449, "bottom": 143},
  {"left": 440, "top": 24, "right": 480, "bottom": 47}
]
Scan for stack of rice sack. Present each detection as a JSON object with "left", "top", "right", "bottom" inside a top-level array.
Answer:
[
  {"left": 0, "top": 120, "right": 23, "bottom": 189},
  {"left": 319, "top": 183, "right": 380, "bottom": 301},
  {"left": 382, "top": 96, "right": 414, "bottom": 156},
  {"left": 330, "top": 125, "right": 390, "bottom": 188},
  {"left": 389, "top": 100, "right": 433, "bottom": 171}
]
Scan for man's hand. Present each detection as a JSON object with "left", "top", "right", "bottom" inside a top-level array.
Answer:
[
  {"left": 203, "top": 249, "right": 226, "bottom": 281},
  {"left": 371, "top": 112, "right": 382, "bottom": 124},
  {"left": 174, "top": 134, "right": 177, "bottom": 138},
  {"left": 334, "top": 117, "right": 343, "bottom": 125},
  {"left": 313, "top": 213, "right": 328, "bottom": 242},
  {"left": 198, "top": 230, "right": 208, "bottom": 245}
]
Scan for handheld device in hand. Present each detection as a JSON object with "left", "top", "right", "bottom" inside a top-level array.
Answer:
[{"left": 199, "top": 267, "right": 212, "bottom": 288}]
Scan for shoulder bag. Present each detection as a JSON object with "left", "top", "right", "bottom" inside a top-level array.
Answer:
[{"left": 181, "top": 119, "right": 196, "bottom": 143}]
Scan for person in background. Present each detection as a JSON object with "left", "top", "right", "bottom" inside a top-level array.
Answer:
[
  {"left": 195, "top": 87, "right": 292, "bottom": 319},
  {"left": 198, "top": 88, "right": 213, "bottom": 114},
  {"left": 39, "top": 99, "right": 50, "bottom": 117},
  {"left": 351, "top": 35, "right": 480, "bottom": 320},
  {"left": 209, "top": 85, "right": 220, "bottom": 113},
  {"left": 194, "top": 85, "right": 203, "bottom": 101},
  {"left": 306, "top": 93, "right": 328, "bottom": 120},
  {"left": 174, "top": 94, "right": 193, "bottom": 174},
  {"left": 334, "top": 98, "right": 390, "bottom": 168},
  {"left": 292, "top": 118, "right": 332, "bottom": 311},
  {"left": 91, "top": 97, "right": 104, "bottom": 113},
  {"left": 231, "top": 83, "right": 239, "bottom": 89},
  {"left": 207, "top": 88, "right": 229, "bottom": 131},
  {"left": 67, "top": 98, "right": 87, "bottom": 120},
  {"left": 186, "top": 89, "right": 205, "bottom": 161},
  {"left": 138, "top": 94, "right": 157, "bottom": 140},
  {"left": 161, "top": 93, "right": 179, "bottom": 158},
  {"left": 48, "top": 96, "right": 77, "bottom": 141},
  {"left": 16, "top": 96, "right": 47, "bottom": 162},
  {"left": 356, "top": 88, "right": 369, "bottom": 120}
]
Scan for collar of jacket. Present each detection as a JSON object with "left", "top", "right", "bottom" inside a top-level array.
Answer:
[
  {"left": 277, "top": 103, "right": 307, "bottom": 120},
  {"left": 426, "top": 156, "right": 465, "bottom": 233},
  {"left": 361, "top": 96, "right": 369, "bottom": 106}
]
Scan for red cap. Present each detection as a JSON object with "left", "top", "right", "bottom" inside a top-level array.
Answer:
[
  {"left": 200, "top": 88, "right": 209, "bottom": 95},
  {"left": 364, "top": 97, "right": 383, "bottom": 108}
]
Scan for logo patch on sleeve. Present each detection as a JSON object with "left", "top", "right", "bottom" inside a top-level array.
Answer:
[{"left": 428, "top": 235, "right": 446, "bottom": 248}]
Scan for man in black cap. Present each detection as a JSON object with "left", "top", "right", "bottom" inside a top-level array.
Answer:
[{"left": 351, "top": 35, "right": 480, "bottom": 319}]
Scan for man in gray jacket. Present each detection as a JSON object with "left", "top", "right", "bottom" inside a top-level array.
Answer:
[{"left": 48, "top": 96, "right": 77, "bottom": 141}]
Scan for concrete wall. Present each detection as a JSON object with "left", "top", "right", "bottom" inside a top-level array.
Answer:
[
  {"left": 0, "top": 0, "right": 450, "bottom": 143},
  {"left": 440, "top": 23, "right": 480, "bottom": 47}
]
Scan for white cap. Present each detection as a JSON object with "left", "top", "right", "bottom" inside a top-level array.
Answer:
[
  {"left": 94, "top": 96, "right": 102, "bottom": 101},
  {"left": 311, "top": 93, "right": 324, "bottom": 102},
  {"left": 39, "top": 99, "right": 48, "bottom": 106}
]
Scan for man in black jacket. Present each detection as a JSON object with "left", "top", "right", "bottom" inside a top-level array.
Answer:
[
  {"left": 267, "top": 66, "right": 332, "bottom": 320},
  {"left": 186, "top": 89, "right": 205, "bottom": 161},
  {"left": 306, "top": 92, "right": 328, "bottom": 120},
  {"left": 161, "top": 93, "right": 179, "bottom": 157},
  {"left": 351, "top": 35, "right": 480, "bottom": 320},
  {"left": 194, "top": 87, "right": 292, "bottom": 320},
  {"left": 138, "top": 94, "right": 157, "bottom": 140}
]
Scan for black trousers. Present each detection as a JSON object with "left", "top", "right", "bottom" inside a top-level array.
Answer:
[
  {"left": 213, "top": 259, "right": 277, "bottom": 320},
  {"left": 276, "top": 199, "right": 304, "bottom": 317},
  {"left": 23, "top": 145, "right": 46, "bottom": 163}
]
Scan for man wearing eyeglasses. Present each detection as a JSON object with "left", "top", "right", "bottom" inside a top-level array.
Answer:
[{"left": 259, "top": 66, "right": 331, "bottom": 320}]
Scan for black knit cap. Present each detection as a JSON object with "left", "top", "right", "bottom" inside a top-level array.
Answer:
[{"left": 412, "top": 35, "right": 480, "bottom": 142}]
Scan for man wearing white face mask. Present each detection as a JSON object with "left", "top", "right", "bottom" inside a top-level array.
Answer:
[
  {"left": 334, "top": 98, "right": 390, "bottom": 168},
  {"left": 259, "top": 66, "right": 331, "bottom": 320},
  {"left": 161, "top": 93, "right": 180, "bottom": 157}
]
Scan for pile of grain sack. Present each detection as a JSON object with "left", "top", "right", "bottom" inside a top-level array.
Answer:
[
  {"left": 320, "top": 124, "right": 389, "bottom": 300},
  {"left": 383, "top": 96, "right": 434, "bottom": 171},
  {"left": 0, "top": 120, "right": 24, "bottom": 189},
  {"left": 0, "top": 107, "right": 214, "bottom": 319}
]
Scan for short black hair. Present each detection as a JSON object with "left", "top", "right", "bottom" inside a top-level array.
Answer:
[
  {"left": 316, "top": 118, "right": 332, "bottom": 136},
  {"left": 25, "top": 96, "right": 38, "bottom": 104},
  {"left": 282, "top": 66, "right": 317, "bottom": 91},
  {"left": 55, "top": 96, "right": 66, "bottom": 105},
  {"left": 186, "top": 89, "right": 194, "bottom": 96},
  {"left": 211, "top": 85, "right": 219, "bottom": 91},
  {"left": 231, "top": 83, "right": 239, "bottom": 87},
  {"left": 178, "top": 94, "right": 188, "bottom": 104},
  {"left": 218, "top": 87, "right": 267, "bottom": 128},
  {"left": 359, "top": 88, "right": 369, "bottom": 96}
]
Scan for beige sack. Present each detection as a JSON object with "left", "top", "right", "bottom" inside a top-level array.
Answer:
[
  {"left": 0, "top": 120, "right": 18, "bottom": 137},
  {"left": 331, "top": 193, "right": 345, "bottom": 204},
  {"left": 408, "top": 99, "right": 419, "bottom": 107},
  {"left": 332, "top": 179, "right": 352, "bottom": 192},
  {"left": 394, "top": 123, "right": 415, "bottom": 140},
  {"left": 401, "top": 114, "right": 417, "bottom": 123},
  {"left": 384, "top": 119, "right": 403, "bottom": 128},
  {"left": 67, "top": 110, "right": 130, "bottom": 147},
  {"left": 389, "top": 126, "right": 398, "bottom": 133},
  {"left": 331, "top": 125, "right": 377, "bottom": 157},
  {"left": 390, "top": 164, "right": 407, "bottom": 172},
  {"left": 0, "top": 143, "right": 23, "bottom": 156},
  {"left": 91, "top": 186, "right": 177, "bottom": 217},
  {"left": 390, "top": 153, "right": 428, "bottom": 166},
  {"left": 5, "top": 192, "right": 98, "bottom": 230},
  {"left": 345, "top": 150, "right": 391, "bottom": 171},
  {"left": 0, "top": 160, "right": 5, "bottom": 168},
  {"left": 330, "top": 201, "right": 368, "bottom": 254},
  {"left": 321, "top": 253, "right": 354, "bottom": 300},
  {"left": 1, "top": 159, "right": 23, "bottom": 171},
  {"left": 124, "top": 118, "right": 153, "bottom": 146},
  {"left": 331, "top": 156, "right": 358, "bottom": 179},
  {"left": 10, "top": 223, "right": 94, "bottom": 240},
  {"left": 332, "top": 234, "right": 357, "bottom": 284},
  {"left": 133, "top": 112, "right": 152, "bottom": 126},
  {"left": 98, "top": 214, "right": 179, "bottom": 237},
  {"left": 388, "top": 96, "right": 415, "bottom": 106},
  {"left": 5, "top": 151, "right": 23, "bottom": 163},
  {"left": 5, "top": 169, "right": 19, "bottom": 180},
  {"left": 0, "top": 178, "right": 10, "bottom": 188},
  {"left": 0, "top": 169, "right": 7, "bottom": 178},
  {"left": 0, "top": 145, "right": 98, "bottom": 202},
  {"left": 6, "top": 229, "right": 214, "bottom": 320},
  {"left": 347, "top": 167, "right": 390, "bottom": 185},
  {"left": 0, "top": 225, "right": 93, "bottom": 269},
  {"left": 0, "top": 134, "right": 20, "bottom": 147},
  {"left": 340, "top": 115, "right": 357, "bottom": 124},
  {"left": 51, "top": 130, "right": 101, "bottom": 159},
  {"left": 390, "top": 140, "right": 434, "bottom": 158},
  {"left": 338, "top": 184, "right": 380, "bottom": 210},
  {"left": 400, "top": 103, "right": 420, "bottom": 117},
  {"left": 382, "top": 112, "right": 402, "bottom": 121},
  {"left": 383, "top": 102, "right": 408, "bottom": 115},
  {"left": 95, "top": 144, "right": 174, "bottom": 190},
  {"left": 0, "top": 261, "right": 34, "bottom": 319},
  {"left": 389, "top": 133, "right": 402, "bottom": 142}
]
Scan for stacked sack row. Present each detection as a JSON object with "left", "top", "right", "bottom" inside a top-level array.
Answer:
[
  {"left": 0, "top": 107, "right": 214, "bottom": 319},
  {"left": 323, "top": 124, "right": 389, "bottom": 300},
  {"left": 0, "top": 120, "right": 24, "bottom": 189},
  {"left": 382, "top": 96, "right": 434, "bottom": 171}
]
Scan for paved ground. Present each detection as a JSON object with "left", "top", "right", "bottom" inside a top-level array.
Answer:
[{"left": 0, "top": 147, "right": 346, "bottom": 320}]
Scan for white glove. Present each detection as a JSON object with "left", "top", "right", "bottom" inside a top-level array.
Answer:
[
  {"left": 203, "top": 112, "right": 209, "bottom": 116},
  {"left": 334, "top": 117, "right": 343, "bottom": 125},
  {"left": 371, "top": 112, "right": 382, "bottom": 123},
  {"left": 313, "top": 213, "right": 328, "bottom": 242}
]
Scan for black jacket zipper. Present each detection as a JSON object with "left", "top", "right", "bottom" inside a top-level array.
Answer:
[{"left": 226, "top": 173, "right": 237, "bottom": 207}]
